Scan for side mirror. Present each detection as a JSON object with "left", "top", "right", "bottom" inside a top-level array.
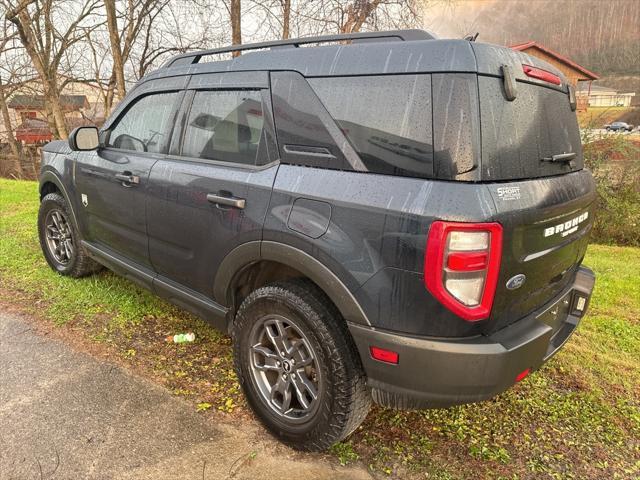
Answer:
[{"left": 69, "top": 126, "right": 99, "bottom": 151}]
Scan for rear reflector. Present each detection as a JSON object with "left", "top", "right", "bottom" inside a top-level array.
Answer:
[
  {"left": 522, "top": 64, "right": 561, "bottom": 85},
  {"left": 370, "top": 346, "right": 399, "bottom": 364},
  {"left": 424, "top": 221, "right": 503, "bottom": 321},
  {"left": 516, "top": 368, "right": 531, "bottom": 382}
]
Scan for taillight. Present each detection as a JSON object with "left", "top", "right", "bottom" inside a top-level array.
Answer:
[
  {"left": 522, "top": 64, "right": 561, "bottom": 85},
  {"left": 424, "top": 221, "right": 503, "bottom": 321}
]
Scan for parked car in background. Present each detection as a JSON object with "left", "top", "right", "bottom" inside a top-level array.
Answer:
[
  {"left": 37, "top": 29, "right": 596, "bottom": 451},
  {"left": 605, "top": 121, "right": 633, "bottom": 132}
]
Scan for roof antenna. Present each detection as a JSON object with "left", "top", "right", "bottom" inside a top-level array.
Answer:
[{"left": 464, "top": 32, "right": 479, "bottom": 42}]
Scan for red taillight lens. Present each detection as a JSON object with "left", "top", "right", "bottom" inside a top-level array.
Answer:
[
  {"left": 447, "top": 251, "right": 489, "bottom": 271},
  {"left": 370, "top": 346, "right": 399, "bottom": 364},
  {"left": 522, "top": 64, "right": 561, "bottom": 85},
  {"left": 424, "top": 221, "right": 503, "bottom": 321}
]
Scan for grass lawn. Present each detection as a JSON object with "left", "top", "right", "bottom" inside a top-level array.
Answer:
[{"left": 1, "top": 178, "right": 638, "bottom": 479}]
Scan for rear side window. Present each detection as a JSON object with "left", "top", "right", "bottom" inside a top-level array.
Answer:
[
  {"left": 308, "top": 75, "right": 433, "bottom": 178},
  {"left": 181, "top": 90, "right": 264, "bottom": 165},
  {"left": 108, "top": 92, "right": 179, "bottom": 153}
]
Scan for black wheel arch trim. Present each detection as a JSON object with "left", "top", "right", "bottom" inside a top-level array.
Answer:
[
  {"left": 39, "top": 170, "right": 81, "bottom": 233},
  {"left": 214, "top": 241, "right": 371, "bottom": 326}
]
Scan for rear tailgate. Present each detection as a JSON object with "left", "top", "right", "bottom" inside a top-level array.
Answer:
[
  {"left": 485, "top": 170, "right": 595, "bottom": 333},
  {"left": 469, "top": 43, "right": 595, "bottom": 332}
]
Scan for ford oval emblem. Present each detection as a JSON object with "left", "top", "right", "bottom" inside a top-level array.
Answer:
[{"left": 506, "top": 274, "right": 526, "bottom": 290}]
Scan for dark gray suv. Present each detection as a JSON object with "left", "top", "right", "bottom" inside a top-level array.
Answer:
[{"left": 37, "top": 30, "right": 596, "bottom": 450}]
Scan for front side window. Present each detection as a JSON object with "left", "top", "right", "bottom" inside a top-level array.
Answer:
[
  {"left": 107, "top": 92, "right": 179, "bottom": 153},
  {"left": 181, "top": 90, "right": 264, "bottom": 165}
]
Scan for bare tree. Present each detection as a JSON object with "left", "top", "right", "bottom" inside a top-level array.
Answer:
[
  {"left": 5, "top": 0, "right": 101, "bottom": 139},
  {"left": 0, "top": 22, "right": 23, "bottom": 169}
]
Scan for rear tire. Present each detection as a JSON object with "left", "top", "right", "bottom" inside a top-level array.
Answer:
[
  {"left": 38, "top": 192, "right": 102, "bottom": 278},
  {"left": 232, "top": 279, "right": 371, "bottom": 451}
]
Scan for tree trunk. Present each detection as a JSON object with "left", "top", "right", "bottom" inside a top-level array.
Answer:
[
  {"left": 340, "top": 0, "right": 382, "bottom": 33},
  {"left": 105, "top": 0, "right": 127, "bottom": 101},
  {"left": 44, "top": 78, "right": 68, "bottom": 139},
  {"left": 0, "top": 77, "right": 23, "bottom": 164},
  {"left": 282, "top": 0, "right": 291, "bottom": 39},
  {"left": 230, "top": 0, "right": 242, "bottom": 56},
  {"left": 104, "top": 71, "right": 117, "bottom": 114}
]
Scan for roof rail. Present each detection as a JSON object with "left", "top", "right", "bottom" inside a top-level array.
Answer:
[{"left": 163, "top": 29, "right": 434, "bottom": 68}]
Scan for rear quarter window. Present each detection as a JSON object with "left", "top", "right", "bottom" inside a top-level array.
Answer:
[{"left": 308, "top": 75, "right": 433, "bottom": 178}]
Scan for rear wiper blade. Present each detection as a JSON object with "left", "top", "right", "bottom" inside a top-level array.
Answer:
[{"left": 541, "top": 152, "right": 576, "bottom": 163}]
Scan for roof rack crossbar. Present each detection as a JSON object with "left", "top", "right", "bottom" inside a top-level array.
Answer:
[{"left": 163, "top": 29, "right": 433, "bottom": 68}]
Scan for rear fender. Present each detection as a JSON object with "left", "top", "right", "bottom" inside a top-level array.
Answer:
[{"left": 214, "top": 241, "right": 370, "bottom": 326}]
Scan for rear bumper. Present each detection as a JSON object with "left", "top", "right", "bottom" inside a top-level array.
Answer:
[{"left": 348, "top": 266, "right": 595, "bottom": 409}]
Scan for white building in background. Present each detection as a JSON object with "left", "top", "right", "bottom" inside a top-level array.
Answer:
[{"left": 577, "top": 84, "right": 636, "bottom": 108}]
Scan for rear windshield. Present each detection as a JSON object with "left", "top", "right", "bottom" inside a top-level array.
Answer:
[
  {"left": 308, "top": 75, "right": 434, "bottom": 178},
  {"left": 479, "top": 77, "right": 583, "bottom": 180}
]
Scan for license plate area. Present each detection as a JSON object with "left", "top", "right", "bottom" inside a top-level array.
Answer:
[
  {"left": 537, "top": 291, "right": 572, "bottom": 333},
  {"left": 536, "top": 290, "right": 583, "bottom": 360}
]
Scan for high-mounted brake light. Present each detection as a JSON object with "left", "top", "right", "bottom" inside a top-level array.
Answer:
[
  {"left": 424, "top": 221, "right": 503, "bottom": 321},
  {"left": 522, "top": 64, "right": 561, "bottom": 86}
]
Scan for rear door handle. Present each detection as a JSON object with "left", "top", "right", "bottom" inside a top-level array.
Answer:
[
  {"left": 115, "top": 172, "right": 140, "bottom": 185},
  {"left": 206, "top": 193, "right": 246, "bottom": 209}
]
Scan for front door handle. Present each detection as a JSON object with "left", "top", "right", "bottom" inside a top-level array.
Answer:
[
  {"left": 115, "top": 172, "right": 140, "bottom": 186},
  {"left": 206, "top": 193, "right": 246, "bottom": 209}
]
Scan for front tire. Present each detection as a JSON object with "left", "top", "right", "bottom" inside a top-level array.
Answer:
[
  {"left": 232, "top": 279, "right": 371, "bottom": 451},
  {"left": 38, "top": 192, "right": 102, "bottom": 277}
]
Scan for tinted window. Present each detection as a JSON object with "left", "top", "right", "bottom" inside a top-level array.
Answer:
[
  {"left": 309, "top": 75, "right": 433, "bottom": 178},
  {"left": 108, "top": 92, "right": 179, "bottom": 153},
  {"left": 182, "top": 90, "right": 263, "bottom": 165}
]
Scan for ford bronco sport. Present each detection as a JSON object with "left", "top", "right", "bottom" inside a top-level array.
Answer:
[{"left": 37, "top": 30, "right": 596, "bottom": 451}]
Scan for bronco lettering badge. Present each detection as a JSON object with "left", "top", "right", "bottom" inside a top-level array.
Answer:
[{"left": 544, "top": 211, "right": 589, "bottom": 238}]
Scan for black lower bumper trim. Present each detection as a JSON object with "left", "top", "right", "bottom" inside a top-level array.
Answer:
[{"left": 349, "top": 266, "right": 595, "bottom": 409}]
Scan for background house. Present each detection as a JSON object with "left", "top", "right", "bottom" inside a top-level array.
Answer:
[
  {"left": 576, "top": 84, "right": 636, "bottom": 108},
  {"left": 510, "top": 41, "right": 599, "bottom": 111},
  {"left": 0, "top": 79, "right": 105, "bottom": 145}
]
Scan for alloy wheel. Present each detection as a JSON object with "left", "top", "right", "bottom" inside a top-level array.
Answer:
[
  {"left": 44, "top": 209, "right": 74, "bottom": 265},
  {"left": 248, "top": 314, "right": 323, "bottom": 423}
]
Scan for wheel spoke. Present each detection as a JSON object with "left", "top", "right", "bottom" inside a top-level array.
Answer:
[
  {"left": 264, "top": 319, "right": 292, "bottom": 356},
  {"left": 270, "top": 376, "right": 292, "bottom": 413},
  {"left": 291, "top": 372, "right": 317, "bottom": 410},
  {"left": 51, "top": 212, "right": 62, "bottom": 230},
  {"left": 63, "top": 240, "right": 73, "bottom": 260},
  {"left": 290, "top": 338, "right": 314, "bottom": 367},
  {"left": 251, "top": 344, "right": 281, "bottom": 371}
]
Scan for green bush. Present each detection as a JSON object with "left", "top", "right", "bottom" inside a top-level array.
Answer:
[{"left": 582, "top": 132, "right": 640, "bottom": 246}]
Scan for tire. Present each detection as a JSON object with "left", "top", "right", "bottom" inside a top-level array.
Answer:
[
  {"left": 38, "top": 192, "right": 102, "bottom": 278},
  {"left": 232, "top": 279, "right": 371, "bottom": 451}
]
